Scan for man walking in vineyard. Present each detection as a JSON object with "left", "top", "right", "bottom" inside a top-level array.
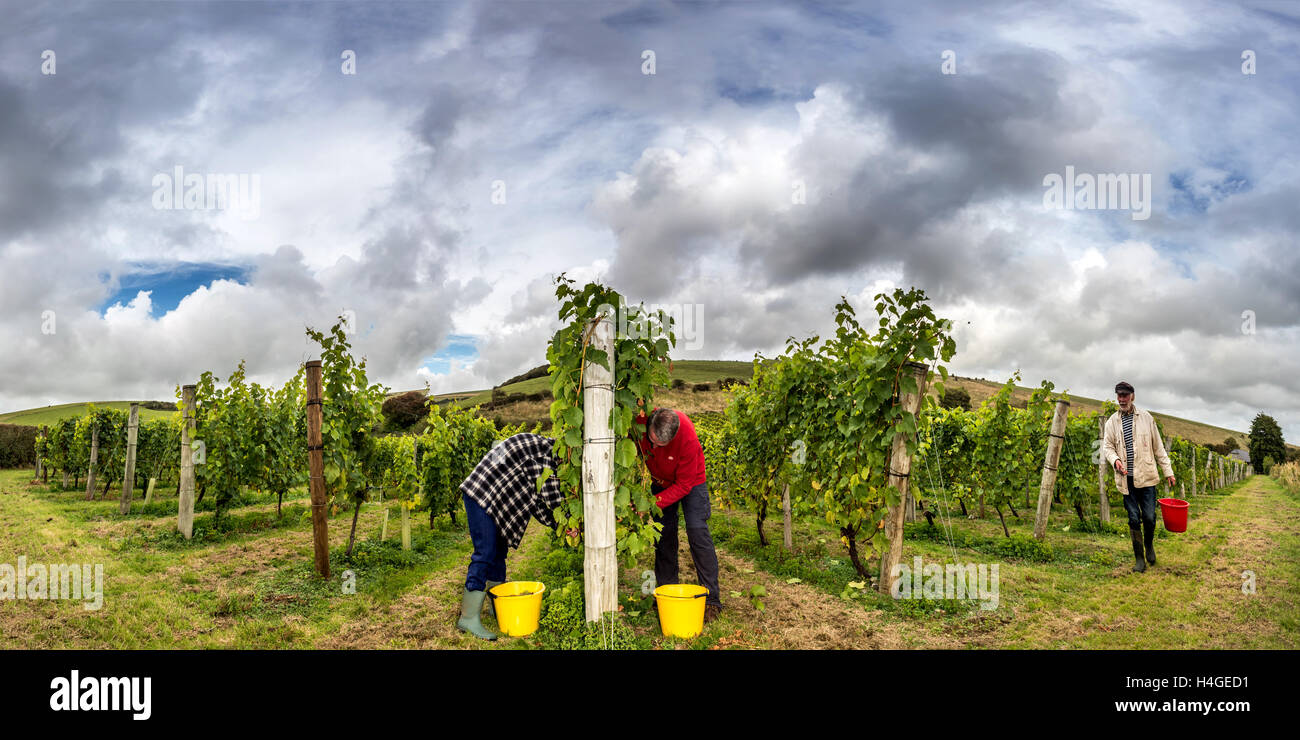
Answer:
[
  {"left": 455, "top": 433, "right": 565, "bottom": 640},
  {"left": 635, "top": 407, "right": 723, "bottom": 623},
  {"left": 1102, "top": 382, "right": 1176, "bottom": 573}
]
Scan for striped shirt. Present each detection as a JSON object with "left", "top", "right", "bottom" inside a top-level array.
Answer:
[{"left": 1121, "top": 409, "right": 1134, "bottom": 474}]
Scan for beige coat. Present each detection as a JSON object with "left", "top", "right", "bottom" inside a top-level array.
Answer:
[{"left": 1102, "top": 404, "right": 1174, "bottom": 494}]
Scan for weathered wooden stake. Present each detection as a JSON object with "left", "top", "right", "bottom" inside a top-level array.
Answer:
[
  {"left": 145, "top": 477, "right": 157, "bottom": 505},
  {"left": 83, "top": 426, "right": 99, "bottom": 501},
  {"left": 305, "top": 360, "right": 330, "bottom": 578},
  {"left": 1191, "top": 450, "right": 1198, "bottom": 496},
  {"left": 35, "top": 426, "right": 45, "bottom": 480},
  {"left": 878, "top": 361, "right": 928, "bottom": 594},
  {"left": 782, "top": 482, "right": 793, "bottom": 550},
  {"left": 582, "top": 314, "right": 617, "bottom": 621},
  {"left": 177, "top": 385, "right": 197, "bottom": 538},
  {"left": 1097, "top": 417, "right": 1110, "bottom": 523},
  {"left": 401, "top": 505, "right": 411, "bottom": 551},
  {"left": 1032, "top": 399, "right": 1071, "bottom": 540},
  {"left": 119, "top": 403, "right": 140, "bottom": 515}
]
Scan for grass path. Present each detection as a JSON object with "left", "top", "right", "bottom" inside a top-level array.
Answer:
[{"left": 2, "top": 469, "right": 1295, "bottom": 649}]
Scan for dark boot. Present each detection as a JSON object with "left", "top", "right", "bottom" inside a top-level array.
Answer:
[
  {"left": 1142, "top": 521, "right": 1157, "bottom": 565},
  {"left": 1129, "top": 527, "right": 1146, "bottom": 572},
  {"left": 485, "top": 580, "right": 504, "bottom": 620}
]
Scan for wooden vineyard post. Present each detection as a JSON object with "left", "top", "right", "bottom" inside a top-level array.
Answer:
[
  {"left": 1097, "top": 417, "right": 1110, "bottom": 523},
  {"left": 177, "top": 385, "right": 197, "bottom": 539},
  {"left": 35, "top": 426, "right": 44, "bottom": 480},
  {"left": 582, "top": 313, "right": 617, "bottom": 622},
  {"left": 782, "top": 482, "right": 792, "bottom": 550},
  {"left": 401, "top": 437, "right": 414, "bottom": 551},
  {"left": 400, "top": 504, "right": 411, "bottom": 551},
  {"left": 83, "top": 425, "right": 99, "bottom": 501},
  {"left": 1191, "top": 450, "right": 1198, "bottom": 496},
  {"left": 305, "top": 361, "right": 330, "bottom": 579},
  {"left": 119, "top": 403, "right": 140, "bottom": 515},
  {"left": 904, "top": 490, "right": 916, "bottom": 523},
  {"left": 145, "top": 477, "right": 156, "bottom": 506},
  {"left": 1032, "top": 399, "right": 1070, "bottom": 540},
  {"left": 878, "top": 361, "right": 928, "bottom": 595}
]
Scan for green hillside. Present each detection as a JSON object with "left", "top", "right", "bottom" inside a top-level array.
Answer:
[
  {"left": 0, "top": 401, "right": 176, "bottom": 428},
  {"left": 1, "top": 361, "right": 1279, "bottom": 453},
  {"left": 451, "top": 359, "right": 756, "bottom": 408}
]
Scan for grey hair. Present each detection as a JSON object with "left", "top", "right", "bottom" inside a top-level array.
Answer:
[{"left": 649, "top": 408, "right": 679, "bottom": 444}]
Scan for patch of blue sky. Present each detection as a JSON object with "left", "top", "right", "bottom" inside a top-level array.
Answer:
[
  {"left": 1167, "top": 169, "right": 1251, "bottom": 216},
  {"left": 422, "top": 334, "right": 479, "bottom": 375},
  {"left": 796, "top": 1, "right": 892, "bottom": 37},
  {"left": 100, "top": 261, "right": 251, "bottom": 316}
]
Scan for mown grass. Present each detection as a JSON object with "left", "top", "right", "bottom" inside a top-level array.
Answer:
[{"left": 3, "top": 467, "right": 1294, "bottom": 650}]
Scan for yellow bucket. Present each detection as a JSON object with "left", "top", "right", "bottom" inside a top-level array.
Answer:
[
  {"left": 489, "top": 581, "right": 546, "bottom": 637},
  {"left": 654, "top": 584, "right": 709, "bottom": 638}
]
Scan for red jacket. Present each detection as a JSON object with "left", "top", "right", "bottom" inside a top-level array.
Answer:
[{"left": 633, "top": 409, "right": 707, "bottom": 508}]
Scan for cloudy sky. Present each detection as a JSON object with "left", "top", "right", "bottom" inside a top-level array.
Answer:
[{"left": 1, "top": 0, "right": 1297, "bottom": 441}]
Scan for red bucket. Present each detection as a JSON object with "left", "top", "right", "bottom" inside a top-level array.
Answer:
[{"left": 1157, "top": 498, "right": 1189, "bottom": 533}]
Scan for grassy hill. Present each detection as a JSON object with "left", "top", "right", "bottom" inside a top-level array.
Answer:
[
  {"left": 450, "top": 359, "right": 756, "bottom": 409},
  {"left": 1, "top": 361, "right": 1279, "bottom": 452},
  {"left": 0, "top": 401, "right": 176, "bottom": 428},
  {"left": 953, "top": 376, "right": 1253, "bottom": 449}
]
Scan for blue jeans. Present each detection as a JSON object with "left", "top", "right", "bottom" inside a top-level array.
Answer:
[
  {"left": 463, "top": 493, "right": 507, "bottom": 591},
  {"left": 1122, "top": 476, "right": 1157, "bottom": 530},
  {"left": 652, "top": 482, "right": 722, "bottom": 608}
]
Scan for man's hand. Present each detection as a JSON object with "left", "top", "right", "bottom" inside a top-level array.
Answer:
[
  {"left": 1114, "top": 460, "right": 1127, "bottom": 476},
  {"left": 1166, "top": 475, "right": 1176, "bottom": 488}
]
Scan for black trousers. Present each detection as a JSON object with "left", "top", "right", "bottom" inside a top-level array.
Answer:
[
  {"left": 1123, "top": 475, "right": 1158, "bottom": 530},
  {"left": 652, "top": 482, "right": 722, "bottom": 608}
]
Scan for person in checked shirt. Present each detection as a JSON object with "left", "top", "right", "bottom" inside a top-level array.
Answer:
[{"left": 455, "top": 433, "right": 565, "bottom": 640}]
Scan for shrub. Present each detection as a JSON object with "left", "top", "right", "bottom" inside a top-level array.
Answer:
[
  {"left": 535, "top": 580, "right": 636, "bottom": 650},
  {"left": 141, "top": 400, "right": 177, "bottom": 411},
  {"left": 0, "top": 424, "right": 38, "bottom": 468},
  {"left": 693, "top": 383, "right": 711, "bottom": 392},
  {"left": 990, "top": 533, "right": 1054, "bottom": 562},
  {"left": 941, "top": 387, "right": 971, "bottom": 411},
  {"left": 381, "top": 391, "right": 429, "bottom": 430},
  {"left": 671, "top": 378, "right": 687, "bottom": 390}
]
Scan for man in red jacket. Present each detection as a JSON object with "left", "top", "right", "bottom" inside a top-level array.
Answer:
[{"left": 634, "top": 407, "right": 722, "bottom": 623}]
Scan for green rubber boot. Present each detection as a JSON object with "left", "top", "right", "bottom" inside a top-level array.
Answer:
[
  {"left": 485, "top": 580, "right": 505, "bottom": 620},
  {"left": 1142, "top": 520, "right": 1157, "bottom": 565},
  {"left": 1129, "top": 527, "right": 1146, "bottom": 573},
  {"left": 457, "top": 589, "right": 497, "bottom": 641}
]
